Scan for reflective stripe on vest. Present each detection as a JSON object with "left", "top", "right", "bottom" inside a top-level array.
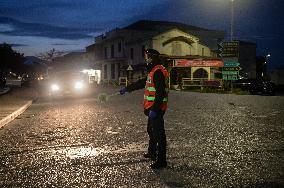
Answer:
[
  {"left": 143, "top": 64, "right": 169, "bottom": 111},
  {"left": 144, "top": 95, "right": 168, "bottom": 102}
]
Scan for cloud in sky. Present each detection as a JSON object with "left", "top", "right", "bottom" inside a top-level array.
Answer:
[
  {"left": 0, "top": 0, "right": 164, "bottom": 29},
  {"left": 0, "top": 33, "right": 93, "bottom": 56},
  {"left": 0, "top": 23, "right": 14, "bottom": 32},
  {"left": 0, "top": 17, "right": 102, "bottom": 40},
  {"left": 10, "top": 43, "right": 28, "bottom": 47},
  {"left": 0, "top": 0, "right": 169, "bottom": 55},
  {"left": 0, "top": 0, "right": 283, "bottom": 68}
]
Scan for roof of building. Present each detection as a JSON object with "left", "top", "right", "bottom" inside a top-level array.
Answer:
[
  {"left": 62, "top": 51, "right": 86, "bottom": 58},
  {"left": 92, "top": 20, "right": 225, "bottom": 51},
  {"left": 237, "top": 40, "right": 257, "bottom": 46},
  {"left": 24, "top": 56, "right": 46, "bottom": 65},
  {"left": 123, "top": 20, "right": 211, "bottom": 32},
  {"left": 124, "top": 20, "right": 225, "bottom": 50}
]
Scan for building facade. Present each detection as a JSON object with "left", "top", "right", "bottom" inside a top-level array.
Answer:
[
  {"left": 87, "top": 20, "right": 225, "bottom": 84},
  {"left": 270, "top": 69, "right": 284, "bottom": 86},
  {"left": 52, "top": 52, "right": 91, "bottom": 72},
  {"left": 238, "top": 41, "right": 257, "bottom": 79}
]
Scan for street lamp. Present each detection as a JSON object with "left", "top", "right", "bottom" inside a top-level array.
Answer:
[
  {"left": 230, "top": 0, "right": 234, "bottom": 41},
  {"left": 262, "top": 54, "right": 271, "bottom": 78}
]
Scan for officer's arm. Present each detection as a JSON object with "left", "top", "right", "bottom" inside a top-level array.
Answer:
[
  {"left": 152, "top": 70, "right": 166, "bottom": 112},
  {"left": 125, "top": 77, "right": 146, "bottom": 92}
]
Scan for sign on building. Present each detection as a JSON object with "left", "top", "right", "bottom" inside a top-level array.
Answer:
[{"left": 175, "top": 59, "right": 223, "bottom": 67}]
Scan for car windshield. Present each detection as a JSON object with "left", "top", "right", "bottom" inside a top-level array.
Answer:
[{"left": 50, "top": 71, "right": 86, "bottom": 82}]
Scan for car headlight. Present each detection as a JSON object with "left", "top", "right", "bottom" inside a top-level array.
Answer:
[
  {"left": 51, "top": 84, "right": 60, "bottom": 91},
  {"left": 74, "top": 81, "right": 84, "bottom": 89}
]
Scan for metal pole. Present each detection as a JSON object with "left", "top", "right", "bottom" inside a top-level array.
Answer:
[{"left": 230, "top": 0, "right": 234, "bottom": 41}]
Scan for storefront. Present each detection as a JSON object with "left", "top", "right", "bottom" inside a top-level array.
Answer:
[{"left": 166, "top": 56, "right": 224, "bottom": 89}]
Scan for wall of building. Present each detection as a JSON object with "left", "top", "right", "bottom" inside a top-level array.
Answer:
[
  {"left": 52, "top": 53, "right": 91, "bottom": 72},
  {"left": 238, "top": 42, "right": 257, "bottom": 79},
  {"left": 92, "top": 28, "right": 222, "bottom": 82},
  {"left": 270, "top": 69, "right": 284, "bottom": 85},
  {"left": 152, "top": 29, "right": 212, "bottom": 57}
]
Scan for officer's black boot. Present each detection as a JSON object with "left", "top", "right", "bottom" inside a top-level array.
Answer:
[
  {"left": 143, "top": 153, "right": 156, "bottom": 161},
  {"left": 150, "top": 161, "right": 167, "bottom": 169}
]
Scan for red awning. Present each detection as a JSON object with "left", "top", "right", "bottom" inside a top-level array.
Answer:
[{"left": 175, "top": 59, "right": 224, "bottom": 67}]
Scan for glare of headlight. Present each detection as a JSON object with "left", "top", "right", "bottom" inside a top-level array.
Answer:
[
  {"left": 74, "top": 81, "right": 84, "bottom": 89},
  {"left": 51, "top": 84, "right": 59, "bottom": 91}
]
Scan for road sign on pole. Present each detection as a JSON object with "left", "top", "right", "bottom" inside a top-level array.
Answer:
[
  {"left": 224, "top": 60, "right": 240, "bottom": 67},
  {"left": 222, "top": 70, "right": 239, "bottom": 80},
  {"left": 223, "top": 67, "right": 241, "bottom": 71},
  {"left": 127, "top": 65, "right": 133, "bottom": 71},
  {"left": 217, "top": 42, "right": 223, "bottom": 58},
  {"left": 220, "top": 41, "right": 239, "bottom": 58},
  {"left": 222, "top": 74, "right": 239, "bottom": 80}
]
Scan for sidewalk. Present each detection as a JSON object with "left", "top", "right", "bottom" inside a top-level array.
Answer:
[{"left": 0, "top": 86, "right": 38, "bottom": 128}]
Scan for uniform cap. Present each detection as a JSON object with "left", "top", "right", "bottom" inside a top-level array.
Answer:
[{"left": 145, "top": 49, "right": 160, "bottom": 56}]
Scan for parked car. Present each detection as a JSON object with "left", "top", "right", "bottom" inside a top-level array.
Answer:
[
  {"left": 249, "top": 80, "right": 276, "bottom": 96},
  {"left": 21, "top": 74, "right": 40, "bottom": 87},
  {"left": 0, "top": 72, "right": 6, "bottom": 88},
  {"left": 47, "top": 71, "right": 90, "bottom": 97},
  {"left": 233, "top": 79, "right": 275, "bottom": 95}
]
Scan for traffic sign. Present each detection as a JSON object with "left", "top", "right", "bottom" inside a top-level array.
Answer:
[
  {"left": 224, "top": 61, "right": 240, "bottom": 67},
  {"left": 222, "top": 71, "right": 239, "bottom": 75},
  {"left": 223, "top": 67, "right": 241, "bottom": 71},
  {"left": 217, "top": 42, "right": 223, "bottom": 58},
  {"left": 222, "top": 74, "right": 239, "bottom": 80},
  {"left": 127, "top": 65, "right": 133, "bottom": 71},
  {"left": 220, "top": 41, "right": 239, "bottom": 58}
]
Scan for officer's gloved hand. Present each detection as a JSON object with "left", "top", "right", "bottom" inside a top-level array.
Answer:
[
  {"left": 148, "top": 110, "right": 157, "bottom": 119},
  {"left": 119, "top": 87, "right": 127, "bottom": 95}
]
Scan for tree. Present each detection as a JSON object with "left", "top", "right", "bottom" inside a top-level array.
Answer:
[
  {"left": 37, "top": 48, "right": 64, "bottom": 74},
  {"left": 37, "top": 48, "right": 64, "bottom": 64},
  {"left": 0, "top": 43, "right": 26, "bottom": 75}
]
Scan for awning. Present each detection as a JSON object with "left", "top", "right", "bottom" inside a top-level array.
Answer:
[{"left": 174, "top": 59, "right": 224, "bottom": 67}]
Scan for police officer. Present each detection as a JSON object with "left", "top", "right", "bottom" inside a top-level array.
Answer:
[{"left": 119, "top": 49, "right": 169, "bottom": 169}]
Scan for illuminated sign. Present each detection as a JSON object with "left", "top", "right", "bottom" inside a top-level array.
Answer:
[
  {"left": 222, "top": 70, "right": 239, "bottom": 80},
  {"left": 223, "top": 67, "right": 241, "bottom": 71},
  {"left": 175, "top": 59, "right": 224, "bottom": 67},
  {"left": 224, "top": 60, "right": 240, "bottom": 67}
]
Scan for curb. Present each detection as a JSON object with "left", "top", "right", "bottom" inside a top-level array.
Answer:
[
  {"left": 0, "top": 87, "right": 10, "bottom": 96},
  {"left": 0, "top": 100, "right": 33, "bottom": 129}
]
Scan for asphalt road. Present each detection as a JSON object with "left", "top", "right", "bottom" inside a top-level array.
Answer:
[{"left": 0, "top": 88, "right": 284, "bottom": 187}]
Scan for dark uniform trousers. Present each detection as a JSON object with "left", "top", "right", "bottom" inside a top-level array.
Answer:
[{"left": 147, "top": 112, "right": 166, "bottom": 162}]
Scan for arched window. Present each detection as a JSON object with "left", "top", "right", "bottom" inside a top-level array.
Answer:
[{"left": 193, "top": 68, "right": 208, "bottom": 79}]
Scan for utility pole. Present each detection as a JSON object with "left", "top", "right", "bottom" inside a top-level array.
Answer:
[{"left": 230, "top": 0, "right": 234, "bottom": 42}]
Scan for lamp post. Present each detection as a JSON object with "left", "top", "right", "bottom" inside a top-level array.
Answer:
[
  {"left": 230, "top": 0, "right": 234, "bottom": 42},
  {"left": 262, "top": 54, "right": 271, "bottom": 79}
]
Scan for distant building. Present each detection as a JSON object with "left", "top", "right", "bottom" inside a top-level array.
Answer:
[
  {"left": 270, "top": 69, "right": 284, "bottom": 86},
  {"left": 238, "top": 41, "right": 257, "bottom": 79},
  {"left": 52, "top": 52, "right": 92, "bottom": 72},
  {"left": 256, "top": 56, "right": 267, "bottom": 79},
  {"left": 222, "top": 40, "right": 257, "bottom": 79},
  {"left": 24, "top": 56, "right": 47, "bottom": 76},
  {"left": 87, "top": 20, "right": 225, "bottom": 83}
]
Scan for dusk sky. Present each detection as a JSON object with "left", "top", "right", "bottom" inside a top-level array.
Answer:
[{"left": 0, "top": 0, "right": 283, "bottom": 69}]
